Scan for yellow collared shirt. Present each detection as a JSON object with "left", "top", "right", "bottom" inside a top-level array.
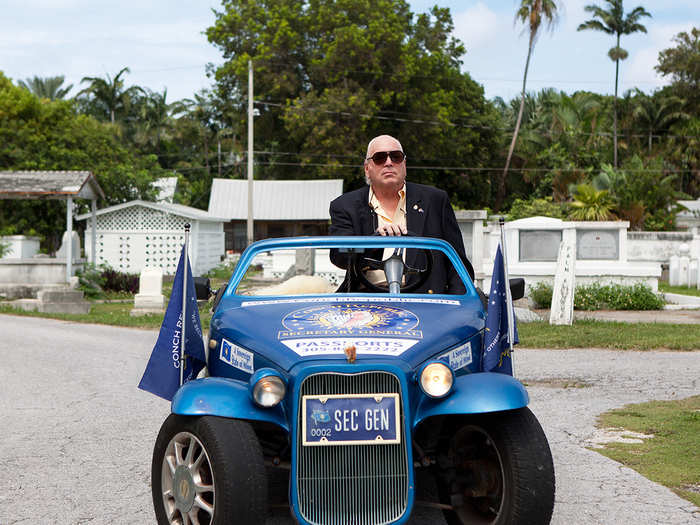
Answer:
[{"left": 367, "top": 184, "right": 407, "bottom": 285}]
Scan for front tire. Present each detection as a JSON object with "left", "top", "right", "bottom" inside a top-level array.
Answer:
[
  {"left": 151, "top": 414, "right": 267, "bottom": 525},
  {"left": 442, "top": 407, "right": 555, "bottom": 525}
]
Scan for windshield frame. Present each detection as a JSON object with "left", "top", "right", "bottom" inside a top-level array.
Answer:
[{"left": 223, "top": 236, "right": 476, "bottom": 300}]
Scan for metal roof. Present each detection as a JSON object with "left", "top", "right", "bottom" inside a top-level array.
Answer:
[
  {"left": 208, "top": 178, "right": 344, "bottom": 220},
  {"left": 678, "top": 199, "right": 700, "bottom": 216},
  {"left": 75, "top": 200, "right": 227, "bottom": 222},
  {"left": 0, "top": 170, "right": 105, "bottom": 200}
]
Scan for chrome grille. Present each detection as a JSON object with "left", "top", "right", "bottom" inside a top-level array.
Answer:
[{"left": 296, "top": 372, "right": 409, "bottom": 525}]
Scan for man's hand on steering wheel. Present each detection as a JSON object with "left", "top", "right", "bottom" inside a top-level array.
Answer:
[
  {"left": 375, "top": 224, "right": 407, "bottom": 236},
  {"left": 351, "top": 230, "right": 433, "bottom": 293}
]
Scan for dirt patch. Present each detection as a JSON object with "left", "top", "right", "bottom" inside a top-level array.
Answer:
[{"left": 586, "top": 427, "right": 655, "bottom": 448}]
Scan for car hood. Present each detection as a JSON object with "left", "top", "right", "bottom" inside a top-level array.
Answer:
[{"left": 211, "top": 296, "right": 485, "bottom": 371}]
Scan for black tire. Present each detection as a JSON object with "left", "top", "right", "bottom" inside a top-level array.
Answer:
[
  {"left": 442, "top": 407, "right": 555, "bottom": 525},
  {"left": 151, "top": 414, "right": 267, "bottom": 525}
]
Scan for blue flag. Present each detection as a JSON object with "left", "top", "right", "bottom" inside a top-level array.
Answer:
[
  {"left": 483, "top": 245, "right": 518, "bottom": 375},
  {"left": 138, "top": 245, "right": 206, "bottom": 400}
]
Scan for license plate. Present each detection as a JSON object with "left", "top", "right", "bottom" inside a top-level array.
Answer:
[{"left": 302, "top": 393, "right": 400, "bottom": 446}]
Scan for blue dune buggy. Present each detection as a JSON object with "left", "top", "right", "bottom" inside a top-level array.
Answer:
[{"left": 151, "top": 236, "right": 555, "bottom": 525}]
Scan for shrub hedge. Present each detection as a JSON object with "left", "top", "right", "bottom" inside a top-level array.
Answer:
[
  {"left": 77, "top": 264, "right": 139, "bottom": 297},
  {"left": 528, "top": 282, "right": 664, "bottom": 310}
]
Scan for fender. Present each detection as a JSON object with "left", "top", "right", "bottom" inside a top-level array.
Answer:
[
  {"left": 413, "top": 372, "right": 529, "bottom": 428},
  {"left": 171, "top": 377, "right": 289, "bottom": 432}
]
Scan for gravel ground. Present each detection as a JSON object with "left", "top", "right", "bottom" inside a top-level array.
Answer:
[{"left": 0, "top": 314, "right": 698, "bottom": 524}]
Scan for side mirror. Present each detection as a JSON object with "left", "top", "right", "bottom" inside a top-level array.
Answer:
[
  {"left": 509, "top": 278, "right": 525, "bottom": 301},
  {"left": 211, "top": 285, "right": 226, "bottom": 311},
  {"left": 194, "top": 277, "right": 212, "bottom": 300}
]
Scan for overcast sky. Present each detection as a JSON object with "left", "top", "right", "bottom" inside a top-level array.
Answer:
[{"left": 1, "top": 0, "right": 698, "bottom": 104}]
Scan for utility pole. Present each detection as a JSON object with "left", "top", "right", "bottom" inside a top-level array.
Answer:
[
  {"left": 217, "top": 136, "right": 222, "bottom": 177},
  {"left": 247, "top": 60, "right": 254, "bottom": 246}
]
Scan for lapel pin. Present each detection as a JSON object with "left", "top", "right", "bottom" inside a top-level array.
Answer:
[
  {"left": 413, "top": 204, "right": 418, "bottom": 210},
  {"left": 418, "top": 208, "right": 424, "bottom": 213}
]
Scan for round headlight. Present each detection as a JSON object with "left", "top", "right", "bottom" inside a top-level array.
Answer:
[
  {"left": 420, "top": 362, "right": 454, "bottom": 398},
  {"left": 252, "top": 375, "right": 286, "bottom": 407}
]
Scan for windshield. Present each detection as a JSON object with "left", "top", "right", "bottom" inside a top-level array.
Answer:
[{"left": 232, "top": 238, "right": 471, "bottom": 297}]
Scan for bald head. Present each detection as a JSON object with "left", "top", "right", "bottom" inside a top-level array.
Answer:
[
  {"left": 363, "top": 134, "right": 407, "bottom": 192},
  {"left": 365, "top": 135, "right": 403, "bottom": 161}
]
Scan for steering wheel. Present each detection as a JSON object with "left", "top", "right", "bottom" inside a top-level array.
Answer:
[{"left": 352, "top": 244, "right": 433, "bottom": 294}]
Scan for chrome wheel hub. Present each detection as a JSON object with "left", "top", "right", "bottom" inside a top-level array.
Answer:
[
  {"left": 173, "top": 465, "right": 196, "bottom": 512},
  {"left": 161, "top": 431, "right": 215, "bottom": 525}
]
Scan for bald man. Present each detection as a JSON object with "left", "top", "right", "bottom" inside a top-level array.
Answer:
[{"left": 329, "top": 135, "right": 474, "bottom": 294}]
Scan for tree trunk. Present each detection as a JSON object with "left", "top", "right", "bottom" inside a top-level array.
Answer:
[
  {"left": 499, "top": 35, "right": 534, "bottom": 211},
  {"left": 613, "top": 34, "right": 620, "bottom": 167}
]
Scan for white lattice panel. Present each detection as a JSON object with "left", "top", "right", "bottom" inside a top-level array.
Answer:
[
  {"left": 105, "top": 206, "right": 188, "bottom": 232},
  {"left": 83, "top": 206, "right": 224, "bottom": 275}
]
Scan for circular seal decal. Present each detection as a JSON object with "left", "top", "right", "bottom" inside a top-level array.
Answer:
[{"left": 280, "top": 304, "right": 421, "bottom": 338}]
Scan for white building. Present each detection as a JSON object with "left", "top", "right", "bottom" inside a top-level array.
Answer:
[
  {"left": 76, "top": 200, "right": 226, "bottom": 276},
  {"left": 208, "top": 179, "right": 343, "bottom": 251},
  {"left": 677, "top": 198, "right": 700, "bottom": 231}
]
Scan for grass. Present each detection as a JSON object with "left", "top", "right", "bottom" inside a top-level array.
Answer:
[
  {"left": 659, "top": 282, "right": 700, "bottom": 297},
  {"left": 518, "top": 320, "right": 700, "bottom": 351},
  {"left": 594, "top": 396, "right": 700, "bottom": 507},
  {"left": 0, "top": 300, "right": 213, "bottom": 330}
]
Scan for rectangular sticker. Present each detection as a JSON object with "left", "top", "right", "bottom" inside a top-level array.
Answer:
[
  {"left": 439, "top": 341, "right": 472, "bottom": 371},
  {"left": 219, "top": 338, "right": 254, "bottom": 373},
  {"left": 281, "top": 337, "right": 419, "bottom": 356}
]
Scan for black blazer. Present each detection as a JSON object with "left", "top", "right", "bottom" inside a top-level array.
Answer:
[{"left": 328, "top": 182, "right": 474, "bottom": 294}]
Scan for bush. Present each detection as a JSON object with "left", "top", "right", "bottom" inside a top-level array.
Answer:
[
  {"left": 529, "top": 281, "right": 554, "bottom": 308},
  {"left": 206, "top": 259, "right": 239, "bottom": 281},
  {"left": 76, "top": 264, "right": 139, "bottom": 297},
  {"left": 506, "top": 197, "right": 567, "bottom": 221},
  {"left": 76, "top": 264, "right": 106, "bottom": 299},
  {"left": 575, "top": 283, "right": 664, "bottom": 311},
  {"left": 101, "top": 267, "right": 139, "bottom": 294},
  {"left": 527, "top": 281, "right": 664, "bottom": 310}
]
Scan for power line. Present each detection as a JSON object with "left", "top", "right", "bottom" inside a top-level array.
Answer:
[
  {"left": 225, "top": 159, "right": 694, "bottom": 173},
  {"left": 253, "top": 99, "right": 700, "bottom": 139}
]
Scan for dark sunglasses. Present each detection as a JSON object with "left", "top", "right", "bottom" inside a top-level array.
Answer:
[{"left": 367, "top": 150, "right": 406, "bottom": 164}]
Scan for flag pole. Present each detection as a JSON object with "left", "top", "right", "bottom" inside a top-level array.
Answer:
[
  {"left": 180, "top": 223, "right": 190, "bottom": 387},
  {"left": 499, "top": 217, "right": 515, "bottom": 376}
]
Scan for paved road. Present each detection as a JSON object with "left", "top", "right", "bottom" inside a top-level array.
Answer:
[{"left": 1, "top": 314, "right": 698, "bottom": 524}]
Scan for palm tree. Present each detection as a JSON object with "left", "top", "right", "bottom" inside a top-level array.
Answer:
[
  {"left": 131, "top": 88, "right": 177, "bottom": 153},
  {"left": 569, "top": 183, "right": 616, "bottom": 220},
  {"left": 78, "top": 67, "right": 143, "bottom": 123},
  {"left": 631, "top": 89, "right": 688, "bottom": 153},
  {"left": 499, "top": 0, "right": 560, "bottom": 211},
  {"left": 17, "top": 75, "right": 73, "bottom": 100},
  {"left": 577, "top": 0, "right": 651, "bottom": 167}
]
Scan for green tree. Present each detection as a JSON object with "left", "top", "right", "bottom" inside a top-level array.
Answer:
[
  {"left": 577, "top": 0, "right": 651, "bottom": 167},
  {"left": 77, "top": 67, "right": 143, "bottom": 123},
  {"left": 17, "top": 75, "right": 73, "bottom": 100},
  {"left": 206, "top": 0, "right": 503, "bottom": 209},
  {"left": 0, "top": 73, "right": 159, "bottom": 251},
  {"left": 655, "top": 27, "right": 700, "bottom": 113},
  {"left": 500, "top": 0, "right": 560, "bottom": 210}
]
